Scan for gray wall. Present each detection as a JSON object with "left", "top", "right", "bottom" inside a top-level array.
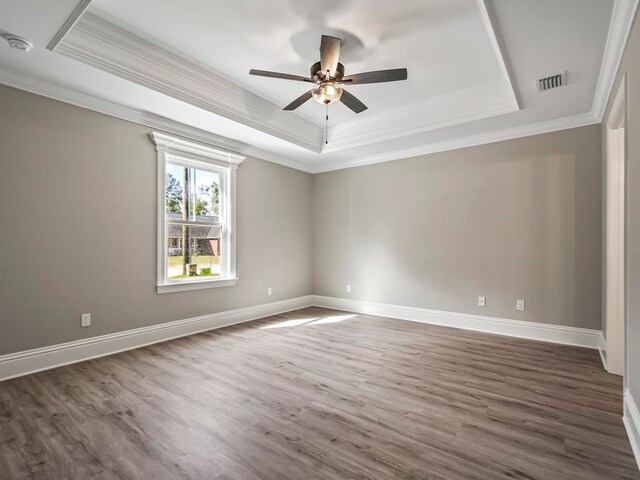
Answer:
[
  {"left": 0, "top": 82, "right": 606, "bottom": 358},
  {"left": 602, "top": 7, "right": 640, "bottom": 403},
  {"left": 313, "top": 126, "right": 602, "bottom": 329},
  {"left": 0, "top": 84, "right": 313, "bottom": 355}
]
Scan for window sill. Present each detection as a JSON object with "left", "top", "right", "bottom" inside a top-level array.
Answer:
[{"left": 157, "top": 277, "right": 238, "bottom": 294}]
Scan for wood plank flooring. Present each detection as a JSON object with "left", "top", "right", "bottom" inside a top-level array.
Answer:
[{"left": 0, "top": 307, "right": 638, "bottom": 480}]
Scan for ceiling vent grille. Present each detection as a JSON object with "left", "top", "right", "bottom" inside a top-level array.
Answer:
[{"left": 537, "top": 72, "right": 567, "bottom": 92}]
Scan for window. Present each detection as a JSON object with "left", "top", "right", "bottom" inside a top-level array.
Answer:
[{"left": 151, "top": 132, "right": 244, "bottom": 293}]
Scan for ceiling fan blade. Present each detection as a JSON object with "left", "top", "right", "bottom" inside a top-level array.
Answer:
[
  {"left": 249, "top": 69, "right": 314, "bottom": 83},
  {"left": 342, "top": 68, "right": 408, "bottom": 85},
  {"left": 320, "top": 35, "right": 341, "bottom": 77},
  {"left": 283, "top": 90, "right": 313, "bottom": 111},
  {"left": 340, "top": 89, "right": 368, "bottom": 114}
]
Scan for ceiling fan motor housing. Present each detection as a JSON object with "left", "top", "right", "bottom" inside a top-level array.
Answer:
[{"left": 311, "top": 61, "right": 345, "bottom": 82}]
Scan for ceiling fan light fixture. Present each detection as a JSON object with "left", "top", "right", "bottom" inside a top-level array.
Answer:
[
  {"left": 249, "top": 35, "right": 407, "bottom": 114},
  {"left": 312, "top": 82, "right": 343, "bottom": 105}
]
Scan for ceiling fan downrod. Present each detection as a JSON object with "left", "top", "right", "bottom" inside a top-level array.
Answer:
[{"left": 325, "top": 103, "right": 329, "bottom": 145}]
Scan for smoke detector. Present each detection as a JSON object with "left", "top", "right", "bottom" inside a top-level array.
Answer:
[
  {"left": 1, "top": 33, "right": 33, "bottom": 53},
  {"left": 536, "top": 72, "right": 567, "bottom": 92}
]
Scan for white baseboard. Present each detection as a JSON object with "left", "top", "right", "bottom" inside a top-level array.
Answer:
[
  {"left": 598, "top": 332, "right": 608, "bottom": 371},
  {"left": 311, "top": 295, "right": 601, "bottom": 349},
  {"left": 0, "top": 294, "right": 604, "bottom": 383},
  {"left": 0, "top": 295, "right": 313, "bottom": 382},
  {"left": 624, "top": 389, "right": 640, "bottom": 472}
]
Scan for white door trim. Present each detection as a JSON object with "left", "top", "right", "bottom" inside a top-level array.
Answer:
[
  {"left": 623, "top": 389, "right": 640, "bottom": 471},
  {"left": 604, "top": 74, "right": 627, "bottom": 377}
]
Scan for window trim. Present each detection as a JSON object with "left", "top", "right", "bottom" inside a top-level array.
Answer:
[{"left": 150, "top": 132, "right": 244, "bottom": 294}]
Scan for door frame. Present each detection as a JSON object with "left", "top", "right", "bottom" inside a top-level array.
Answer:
[{"left": 605, "top": 74, "right": 627, "bottom": 378}]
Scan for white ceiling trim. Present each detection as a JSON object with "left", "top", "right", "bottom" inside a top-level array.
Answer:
[
  {"left": 0, "top": 66, "right": 599, "bottom": 175},
  {"left": 592, "top": 0, "right": 640, "bottom": 121},
  {"left": 321, "top": 1, "right": 520, "bottom": 155},
  {"left": 323, "top": 79, "right": 518, "bottom": 153},
  {"left": 477, "top": 0, "right": 521, "bottom": 109},
  {"left": 0, "top": 0, "right": 619, "bottom": 174},
  {"left": 56, "top": 13, "right": 323, "bottom": 153},
  {"left": 53, "top": 8, "right": 522, "bottom": 157},
  {"left": 311, "top": 112, "right": 599, "bottom": 173},
  {"left": 0, "top": 67, "right": 315, "bottom": 173},
  {"left": 47, "top": 0, "right": 94, "bottom": 51}
]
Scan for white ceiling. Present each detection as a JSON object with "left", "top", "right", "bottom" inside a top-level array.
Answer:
[
  {"left": 0, "top": 0, "right": 628, "bottom": 172},
  {"left": 90, "top": 0, "right": 506, "bottom": 127}
]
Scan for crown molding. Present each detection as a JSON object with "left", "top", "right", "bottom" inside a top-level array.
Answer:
[
  {"left": 0, "top": 66, "right": 600, "bottom": 175},
  {"left": 9, "top": 1, "right": 620, "bottom": 173},
  {"left": 56, "top": 13, "right": 323, "bottom": 153},
  {"left": 477, "top": 0, "right": 521, "bottom": 110},
  {"left": 47, "top": 0, "right": 94, "bottom": 51},
  {"left": 0, "top": 65, "right": 600, "bottom": 175},
  {"left": 0, "top": 67, "right": 315, "bottom": 173},
  {"left": 592, "top": 0, "right": 640, "bottom": 121},
  {"left": 311, "top": 112, "right": 599, "bottom": 173},
  {"left": 316, "top": 0, "right": 521, "bottom": 154},
  {"left": 54, "top": 10, "right": 525, "bottom": 156},
  {"left": 323, "top": 80, "right": 518, "bottom": 153}
]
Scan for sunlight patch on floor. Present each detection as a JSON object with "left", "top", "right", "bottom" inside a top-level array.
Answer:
[
  {"left": 260, "top": 314, "right": 357, "bottom": 329},
  {"left": 260, "top": 318, "right": 318, "bottom": 329},
  {"left": 307, "top": 315, "right": 356, "bottom": 325}
]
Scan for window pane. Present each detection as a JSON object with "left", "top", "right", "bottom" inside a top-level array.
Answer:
[
  {"left": 167, "top": 224, "right": 222, "bottom": 280},
  {"left": 166, "top": 163, "right": 221, "bottom": 222},
  {"left": 194, "top": 168, "right": 221, "bottom": 220},
  {"left": 166, "top": 164, "right": 185, "bottom": 215}
]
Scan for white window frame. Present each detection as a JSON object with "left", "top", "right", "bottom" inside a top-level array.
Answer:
[{"left": 150, "top": 132, "right": 244, "bottom": 294}]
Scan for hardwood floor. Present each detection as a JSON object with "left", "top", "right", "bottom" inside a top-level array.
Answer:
[{"left": 0, "top": 307, "right": 638, "bottom": 480}]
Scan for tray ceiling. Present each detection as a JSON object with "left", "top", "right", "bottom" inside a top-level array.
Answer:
[
  {"left": 0, "top": 0, "right": 630, "bottom": 172},
  {"left": 89, "top": 0, "right": 510, "bottom": 127}
]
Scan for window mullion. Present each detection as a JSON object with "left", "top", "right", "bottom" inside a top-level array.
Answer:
[{"left": 191, "top": 167, "right": 196, "bottom": 221}]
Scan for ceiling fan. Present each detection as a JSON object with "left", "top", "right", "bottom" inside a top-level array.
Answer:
[{"left": 249, "top": 35, "right": 408, "bottom": 114}]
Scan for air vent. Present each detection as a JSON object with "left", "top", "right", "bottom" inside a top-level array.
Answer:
[{"left": 536, "top": 72, "right": 567, "bottom": 92}]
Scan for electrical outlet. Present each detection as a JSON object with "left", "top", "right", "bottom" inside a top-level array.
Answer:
[
  {"left": 478, "top": 296, "right": 486, "bottom": 307},
  {"left": 516, "top": 300, "right": 525, "bottom": 311},
  {"left": 267, "top": 287, "right": 272, "bottom": 296},
  {"left": 346, "top": 284, "right": 351, "bottom": 293},
  {"left": 81, "top": 313, "right": 91, "bottom": 327}
]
